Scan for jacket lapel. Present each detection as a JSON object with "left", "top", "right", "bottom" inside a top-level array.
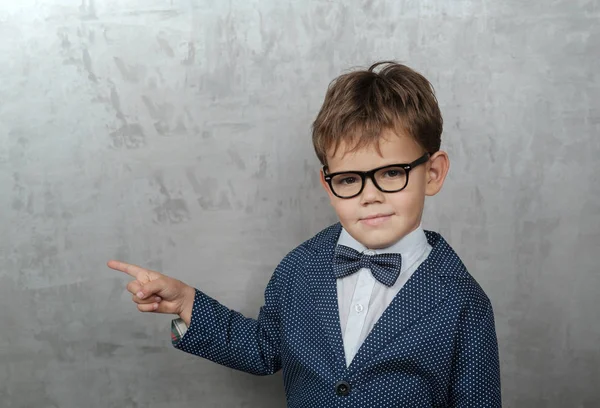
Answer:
[
  {"left": 347, "top": 231, "right": 450, "bottom": 373},
  {"left": 305, "top": 223, "right": 347, "bottom": 372}
]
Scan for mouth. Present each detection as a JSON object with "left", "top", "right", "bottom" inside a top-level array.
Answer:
[{"left": 359, "top": 213, "right": 393, "bottom": 226}]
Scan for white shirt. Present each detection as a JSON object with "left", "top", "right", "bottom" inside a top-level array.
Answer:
[{"left": 336, "top": 226, "right": 432, "bottom": 367}]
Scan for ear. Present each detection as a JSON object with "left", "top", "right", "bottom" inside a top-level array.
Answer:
[{"left": 425, "top": 150, "right": 450, "bottom": 196}]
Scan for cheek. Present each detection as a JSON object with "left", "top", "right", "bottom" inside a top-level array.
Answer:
[
  {"left": 410, "top": 169, "right": 428, "bottom": 193},
  {"left": 330, "top": 199, "right": 358, "bottom": 222},
  {"left": 389, "top": 190, "right": 425, "bottom": 217}
]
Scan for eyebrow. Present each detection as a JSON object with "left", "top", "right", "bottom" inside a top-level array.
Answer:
[{"left": 325, "top": 161, "right": 406, "bottom": 174}]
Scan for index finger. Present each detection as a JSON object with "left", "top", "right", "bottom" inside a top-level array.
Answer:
[{"left": 107, "top": 260, "right": 146, "bottom": 279}]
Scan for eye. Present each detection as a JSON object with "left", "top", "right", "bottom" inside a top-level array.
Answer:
[
  {"left": 383, "top": 169, "right": 403, "bottom": 178},
  {"left": 340, "top": 176, "right": 358, "bottom": 185}
]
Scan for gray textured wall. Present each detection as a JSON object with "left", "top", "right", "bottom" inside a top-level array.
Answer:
[{"left": 1, "top": 1, "right": 599, "bottom": 407}]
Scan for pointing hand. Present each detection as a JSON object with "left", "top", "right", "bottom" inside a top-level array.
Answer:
[{"left": 107, "top": 260, "right": 195, "bottom": 325}]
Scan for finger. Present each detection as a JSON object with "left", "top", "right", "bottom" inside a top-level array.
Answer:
[
  {"left": 137, "top": 278, "right": 167, "bottom": 300},
  {"left": 137, "top": 300, "right": 177, "bottom": 314},
  {"left": 132, "top": 294, "right": 162, "bottom": 304},
  {"left": 137, "top": 302, "right": 160, "bottom": 312},
  {"left": 126, "top": 280, "right": 143, "bottom": 296},
  {"left": 107, "top": 260, "right": 148, "bottom": 279}
]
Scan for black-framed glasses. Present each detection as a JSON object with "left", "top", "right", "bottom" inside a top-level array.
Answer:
[{"left": 323, "top": 153, "right": 430, "bottom": 199}]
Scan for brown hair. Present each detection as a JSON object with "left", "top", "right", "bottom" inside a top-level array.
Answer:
[{"left": 311, "top": 61, "right": 443, "bottom": 166}]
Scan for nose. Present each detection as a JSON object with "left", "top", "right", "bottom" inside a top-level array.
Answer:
[{"left": 360, "top": 176, "right": 384, "bottom": 204}]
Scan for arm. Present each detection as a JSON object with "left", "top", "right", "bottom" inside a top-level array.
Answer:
[
  {"left": 448, "top": 300, "right": 502, "bottom": 407},
  {"left": 172, "top": 264, "right": 284, "bottom": 376}
]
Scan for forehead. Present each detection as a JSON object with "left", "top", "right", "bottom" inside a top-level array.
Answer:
[{"left": 326, "top": 129, "right": 423, "bottom": 172}]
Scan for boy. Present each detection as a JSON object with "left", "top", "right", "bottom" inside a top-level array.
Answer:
[{"left": 108, "top": 61, "right": 501, "bottom": 407}]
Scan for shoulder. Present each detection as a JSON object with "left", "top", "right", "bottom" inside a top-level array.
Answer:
[
  {"left": 287, "top": 222, "right": 341, "bottom": 258},
  {"left": 425, "top": 230, "right": 493, "bottom": 316},
  {"left": 275, "top": 222, "right": 341, "bottom": 270}
]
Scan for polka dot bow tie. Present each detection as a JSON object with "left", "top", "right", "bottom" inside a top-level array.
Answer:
[{"left": 333, "top": 245, "right": 403, "bottom": 287}]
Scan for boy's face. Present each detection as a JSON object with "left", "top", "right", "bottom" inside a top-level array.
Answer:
[{"left": 320, "top": 129, "right": 448, "bottom": 249}]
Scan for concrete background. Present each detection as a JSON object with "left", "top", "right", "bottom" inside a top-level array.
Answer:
[{"left": 1, "top": 0, "right": 599, "bottom": 407}]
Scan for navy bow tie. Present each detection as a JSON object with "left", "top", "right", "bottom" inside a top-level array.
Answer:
[{"left": 333, "top": 245, "right": 403, "bottom": 287}]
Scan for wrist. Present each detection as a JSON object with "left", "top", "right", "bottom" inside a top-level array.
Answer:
[{"left": 178, "top": 284, "right": 195, "bottom": 327}]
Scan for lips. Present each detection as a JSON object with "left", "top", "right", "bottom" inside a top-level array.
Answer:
[
  {"left": 361, "top": 213, "right": 393, "bottom": 220},
  {"left": 360, "top": 213, "right": 393, "bottom": 226}
]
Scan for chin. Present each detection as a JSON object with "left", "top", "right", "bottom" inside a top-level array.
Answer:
[
  {"left": 350, "top": 219, "right": 416, "bottom": 249},
  {"left": 354, "top": 229, "right": 400, "bottom": 250}
]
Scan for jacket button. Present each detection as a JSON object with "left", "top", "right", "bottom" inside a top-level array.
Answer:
[{"left": 335, "top": 380, "right": 351, "bottom": 396}]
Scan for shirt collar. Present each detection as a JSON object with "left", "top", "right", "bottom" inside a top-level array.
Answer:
[{"left": 336, "top": 225, "right": 430, "bottom": 272}]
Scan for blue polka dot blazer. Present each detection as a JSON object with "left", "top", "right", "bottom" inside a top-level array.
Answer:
[{"left": 173, "top": 223, "right": 501, "bottom": 407}]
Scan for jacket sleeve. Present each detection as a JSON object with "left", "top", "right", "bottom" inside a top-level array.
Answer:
[
  {"left": 448, "top": 299, "right": 502, "bottom": 407},
  {"left": 171, "top": 260, "right": 286, "bottom": 376}
]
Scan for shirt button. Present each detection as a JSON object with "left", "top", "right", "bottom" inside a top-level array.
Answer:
[
  {"left": 335, "top": 380, "right": 351, "bottom": 396},
  {"left": 354, "top": 303, "right": 364, "bottom": 313},
  {"left": 363, "top": 250, "right": 375, "bottom": 256}
]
